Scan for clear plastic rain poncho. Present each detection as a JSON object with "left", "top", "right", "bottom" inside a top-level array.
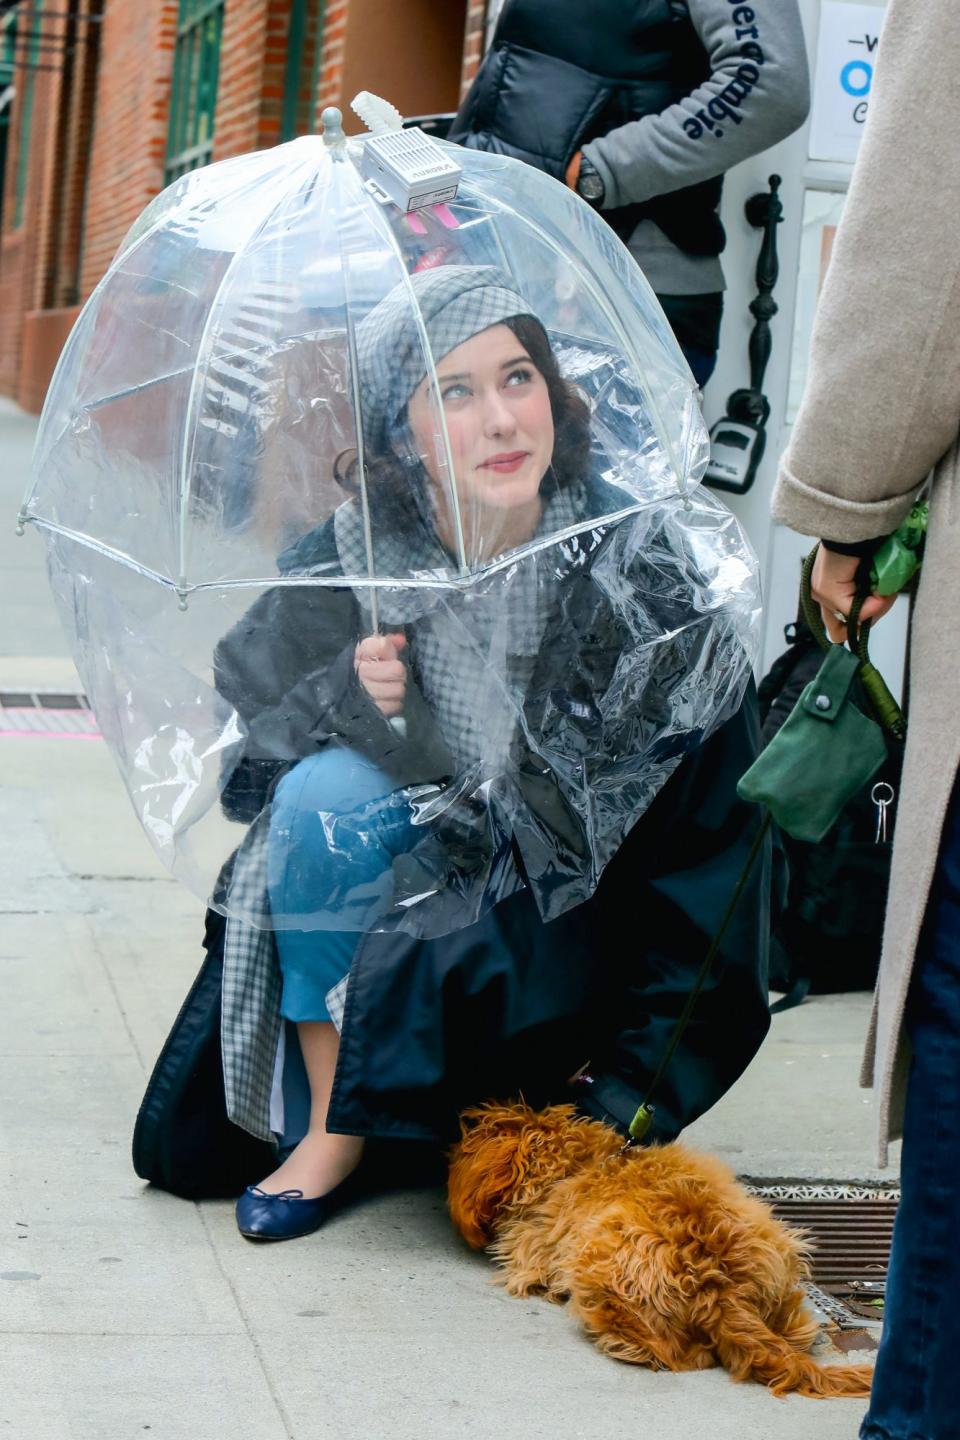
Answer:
[{"left": 20, "top": 106, "right": 761, "bottom": 939}]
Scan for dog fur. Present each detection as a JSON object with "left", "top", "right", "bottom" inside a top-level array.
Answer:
[{"left": 448, "top": 1102, "right": 873, "bottom": 1398}]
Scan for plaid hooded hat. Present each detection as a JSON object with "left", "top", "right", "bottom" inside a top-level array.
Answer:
[{"left": 354, "top": 264, "right": 537, "bottom": 455}]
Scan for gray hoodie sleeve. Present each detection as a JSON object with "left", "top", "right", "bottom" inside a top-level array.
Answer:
[{"left": 582, "top": 0, "right": 810, "bottom": 210}]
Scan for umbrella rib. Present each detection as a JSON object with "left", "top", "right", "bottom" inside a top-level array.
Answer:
[
  {"left": 332, "top": 166, "right": 380, "bottom": 633},
  {"left": 18, "top": 194, "right": 217, "bottom": 535},
  {"left": 79, "top": 365, "right": 198, "bottom": 412},
  {"left": 173, "top": 160, "right": 313, "bottom": 602},
  {"left": 18, "top": 516, "right": 180, "bottom": 590},
  {"left": 458, "top": 184, "right": 688, "bottom": 502},
  {"left": 23, "top": 508, "right": 647, "bottom": 595},
  {"left": 358, "top": 191, "right": 469, "bottom": 577}
]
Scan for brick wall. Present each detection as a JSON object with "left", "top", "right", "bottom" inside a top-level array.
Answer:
[
  {"left": 0, "top": 0, "right": 484, "bottom": 405},
  {"left": 13, "top": 0, "right": 104, "bottom": 321},
  {"left": 317, "top": 0, "right": 472, "bottom": 132},
  {"left": 286, "top": 0, "right": 324, "bottom": 138},
  {"left": 0, "top": 7, "right": 69, "bottom": 395},
  {"left": 216, "top": 0, "right": 323, "bottom": 158},
  {"left": 0, "top": 1, "right": 176, "bottom": 403},
  {"left": 79, "top": 1, "right": 178, "bottom": 299},
  {"left": 315, "top": 0, "right": 347, "bottom": 115},
  {"left": 460, "top": 0, "right": 488, "bottom": 97},
  {"left": 54, "top": 1, "right": 103, "bottom": 308},
  {"left": 215, "top": 0, "right": 276, "bottom": 155},
  {"left": 214, "top": 0, "right": 268, "bottom": 158},
  {"left": 30, "top": 7, "right": 69, "bottom": 317}
]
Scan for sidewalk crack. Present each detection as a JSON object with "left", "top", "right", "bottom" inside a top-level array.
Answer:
[{"left": 196, "top": 1206, "right": 298, "bottom": 1440}]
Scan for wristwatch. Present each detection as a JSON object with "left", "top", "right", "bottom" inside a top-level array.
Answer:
[{"left": 575, "top": 154, "right": 605, "bottom": 207}]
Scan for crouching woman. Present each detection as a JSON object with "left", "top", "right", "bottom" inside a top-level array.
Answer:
[{"left": 203, "top": 265, "right": 772, "bottom": 1241}]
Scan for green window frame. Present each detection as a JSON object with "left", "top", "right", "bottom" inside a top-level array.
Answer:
[
  {"left": 165, "top": 0, "right": 224, "bottom": 183},
  {"left": 0, "top": 11, "right": 16, "bottom": 231},
  {"left": 0, "top": 10, "right": 16, "bottom": 83},
  {"left": 10, "top": 0, "right": 42, "bottom": 229},
  {"left": 280, "top": 0, "right": 324, "bottom": 144}
]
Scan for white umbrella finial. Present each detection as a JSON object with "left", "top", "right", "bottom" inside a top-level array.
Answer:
[{"left": 321, "top": 107, "right": 346, "bottom": 148}]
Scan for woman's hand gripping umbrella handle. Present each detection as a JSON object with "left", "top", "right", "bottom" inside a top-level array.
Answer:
[{"left": 355, "top": 632, "right": 408, "bottom": 739}]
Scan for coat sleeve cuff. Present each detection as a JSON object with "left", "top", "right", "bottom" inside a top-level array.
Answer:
[
  {"left": 771, "top": 461, "right": 927, "bottom": 544},
  {"left": 580, "top": 141, "right": 624, "bottom": 210},
  {"left": 820, "top": 536, "right": 883, "bottom": 558}
]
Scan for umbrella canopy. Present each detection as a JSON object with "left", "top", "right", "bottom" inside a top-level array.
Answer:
[
  {"left": 20, "top": 112, "right": 703, "bottom": 597},
  {"left": 17, "top": 104, "right": 760, "bottom": 931}
]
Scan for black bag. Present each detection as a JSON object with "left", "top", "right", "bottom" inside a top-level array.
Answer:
[
  {"left": 758, "top": 621, "right": 901, "bottom": 1009},
  {"left": 131, "top": 906, "right": 275, "bottom": 1199}
]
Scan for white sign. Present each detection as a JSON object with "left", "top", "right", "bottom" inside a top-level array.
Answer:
[{"left": 809, "top": 2, "right": 888, "bottom": 164}]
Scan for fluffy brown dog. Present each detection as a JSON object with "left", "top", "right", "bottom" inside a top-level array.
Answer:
[{"left": 448, "top": 1102, "right": 873, "bottom": 1398}]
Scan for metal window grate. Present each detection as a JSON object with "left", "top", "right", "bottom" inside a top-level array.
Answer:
[
  {"left": 747, "top": 1181, "right": 898, "bottom": 1329},
  {"left": 0, "top": 691, "right": 100, "bottom": 736}
]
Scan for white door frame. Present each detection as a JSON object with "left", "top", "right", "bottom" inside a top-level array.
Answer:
[{"left": 703, "top": 0, "right": 901, "bottom": 688}]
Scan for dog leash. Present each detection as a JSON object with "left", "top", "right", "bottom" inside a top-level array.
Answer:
[
  {"left": 799, "top": 547, "right": 906, "bottom": 740},
  {"left": 608, "top": 547, "right": 904, "bottom": 1156},
  {"left": 613, "top": 809, "right": 773, "bottom": 1153}
]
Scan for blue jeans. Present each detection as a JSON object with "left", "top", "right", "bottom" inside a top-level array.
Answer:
[
  {"left": 266, "top": 749, "right": 416, "bottom": 1022},
  {"left": 860, "top": 783, "right": 960, "bottom": 1439},
  {"left": 657, "top": 292, "right": 723, "bottom": 390}
]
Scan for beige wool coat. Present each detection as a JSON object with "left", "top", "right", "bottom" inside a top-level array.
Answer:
[{"left": 771, "top": 0, "right": 960, "bottom": 1166}]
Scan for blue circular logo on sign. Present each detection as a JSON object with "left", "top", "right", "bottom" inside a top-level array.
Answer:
[{"left": 840, "top": 60, "right": 872, "bottom": 97}]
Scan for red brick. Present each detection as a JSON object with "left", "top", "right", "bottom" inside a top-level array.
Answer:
[{"left": 1, "top": 0, "right": 485, "bottom": 406}]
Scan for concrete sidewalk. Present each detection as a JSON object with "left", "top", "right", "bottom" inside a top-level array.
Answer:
[{"left": 1, "top": 399, "right": 889, "bottom": 1438}]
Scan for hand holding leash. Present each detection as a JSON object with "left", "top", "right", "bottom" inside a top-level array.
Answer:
[{"left": 811, "top": 547, "right": 896, "bottom": 644}]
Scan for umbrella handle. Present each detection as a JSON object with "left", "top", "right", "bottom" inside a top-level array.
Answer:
[{"left": 357, "top": 629, "right": 408, "bottom": 741}]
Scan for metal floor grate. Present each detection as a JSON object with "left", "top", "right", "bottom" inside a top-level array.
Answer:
[
  {"left": 0, "top": 691, "right": 100, "bottom": 737},
  {"left": 747, "top": 1181, "right": 899, "bottom": 1328}
]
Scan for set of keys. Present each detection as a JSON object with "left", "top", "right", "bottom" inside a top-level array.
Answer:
[{"left": 871, "top": 782, "right": 895, "bottom": 844}]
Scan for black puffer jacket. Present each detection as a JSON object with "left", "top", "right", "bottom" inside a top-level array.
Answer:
[{"left": 449, "top": 0, "right": 724, "bottom": 256}]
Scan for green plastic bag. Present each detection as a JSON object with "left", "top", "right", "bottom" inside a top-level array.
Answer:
[{"left": 870, "top": 500, "right": 928, "bottom": 597}]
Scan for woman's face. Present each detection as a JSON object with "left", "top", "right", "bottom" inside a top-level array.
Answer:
[{"left": 406, "top": 324, "right": 555, "bottom": 515}]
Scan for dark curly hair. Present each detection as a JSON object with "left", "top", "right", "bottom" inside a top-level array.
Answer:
[{"left": 334, "top": 315, "right": 591, "bottom": 519}]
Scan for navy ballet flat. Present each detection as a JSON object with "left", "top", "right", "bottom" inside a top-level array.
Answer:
[{"left": 236, "top": 1168, "right": 364, "bottom": 1241}]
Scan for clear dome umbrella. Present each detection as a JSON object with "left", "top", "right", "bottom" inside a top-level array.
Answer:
[{"left": 16, "top": 98, "right": 761, "bottom": 935}]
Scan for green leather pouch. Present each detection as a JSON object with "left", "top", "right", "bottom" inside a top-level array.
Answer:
[{"left": 737, "top": 641, "right": 888, "bottom": 844}]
